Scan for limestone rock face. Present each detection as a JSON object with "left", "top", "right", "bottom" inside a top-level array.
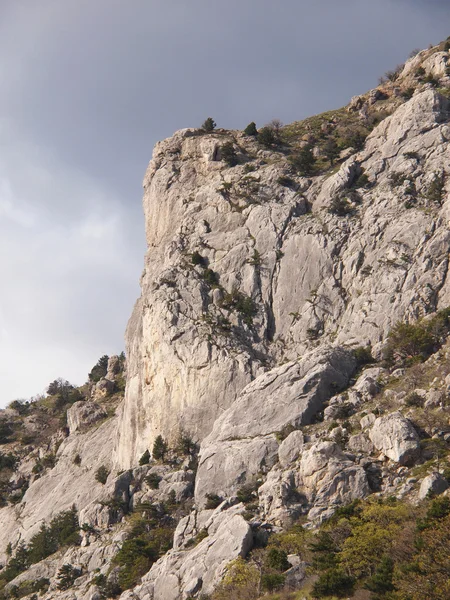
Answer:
[
  {"left": 195, "top": 347, "right": 356, "bottom": 505},
  {"left": 296, "top": 441, "right": 370, "bottom": 521},
  {"left": 67, "top": 401, "right": 107, "bottom": 434},
  {"left": 117, "top": 88, "right": 450, "bottom": 469},
  {"left": 369, "top": 412, "right": 420, "bottom": 465}
]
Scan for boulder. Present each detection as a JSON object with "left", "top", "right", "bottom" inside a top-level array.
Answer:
[
  {"left": 369, "top": 412, "right": 420, "bottom": 465},
  {"left": 278, "top": 431, "right": 304, "bottom": 468},
  {"left": 67, "top": 402, "right": 107, "bottom": 434},
  {"left": 418, "top": 472, "right": 449, "bottom": 500},
  {"left": 296, "top": 441, "right": 370, "bottom": 522}
]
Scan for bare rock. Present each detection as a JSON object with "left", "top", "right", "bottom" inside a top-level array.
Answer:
[
  {"left": 419, "top": 472, "right": 449, "bottom": 500},
  {"left": 278, "top": 431, "right": 304, "bottom": 468},
  {"left": 67, "top": 402, "right": 107, "bottom": 434},
  {"left": 369, "top": 412, "right": 420, "bottom": 465}
]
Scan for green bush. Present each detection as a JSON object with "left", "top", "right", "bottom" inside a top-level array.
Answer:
[
  {"left": 152, "top": 435, "right": 168, "bottom": 461},
  {"left": 0, "top": 453, "right": 17, "bottom": 471},
  {"left": 145, "top": 473, "right": 162, "bottom": 490},
  {"left": 258, "top": 127, "right": 278, "bottom": 148},
  {"left": 205, "top": 493, "right": 223, "bottom": 509},
  {"left": 191, "top": 251, "right": 206, "bottom": 266},
  {"left": 323, "top": 137, "right": 340, "bottom": 165},
  {"left": 95, "top": 465, "right": 110, "bottom": 485},
  {"left": 201, "top": 268, "right": 220, "bottom": 287},
  {"left": 288, "top": 145, "right": 316, "bottom": 176},
  {"left": 353, "top": 345, "right": 374, "bottom": 367},
  {"left": 425, "top": 171, "right": 446, "bottom": 206},
  {"left": 202, "top": 117, "right": 216, "bottom": 132},
  {"left": 265, "top": 547, "right": 290, "bottom": 572},
  {"left": 277, "top": 175, "right": 295, "bottom": 188},
  {"left": 57, "top": 564, "right": 81, "bottom": 591},
  {"left": 221, "top": 142, "right": 239, "bottom": 167},
  {"left": 88, "top": 355, "right": 109, "bottom": 383},
  {"left": 365, "top": 555, "right": 394, "bottom": 594},
  {"left": 312, "top": 568, "right": 354, "bottom": 598},
  {"left": 139, "top": 450, "right": 150, "bottom": 465},
  {"left": 383, "top": 310, "right": 450, "bottom": 365},
  {"left": 114, "top": 538, "right": 158, "bottom": 590},
  {"left": 329, "top": 195, "right": 353, "bottom": 216},
  {"left": 244, "top": 122, "right": 258, "bottom": 136},
  {"left": 261, "top": 573, "right": 285, "bottom": 592}
]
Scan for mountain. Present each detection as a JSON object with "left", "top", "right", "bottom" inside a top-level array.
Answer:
[{"left": 0, "top": 38, "right": 450, "bottom": 600}]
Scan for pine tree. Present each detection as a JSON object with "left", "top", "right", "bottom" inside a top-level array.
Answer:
[
  {"left": 244, "top": 122, "right": 258, "bottom": 136},
  {"left": 152, "top": 435, "right": 168, "bottom": 461},
  {"left": 139, "top": 449, "right": 150, "bottom": 465},
  {"left": 201, "top": 117, "right": 216, "bottom": 132}
]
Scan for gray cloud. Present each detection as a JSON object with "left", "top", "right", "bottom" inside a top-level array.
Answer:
[{"left": 0, "top": 0, "right": 449, "bottom": 403}]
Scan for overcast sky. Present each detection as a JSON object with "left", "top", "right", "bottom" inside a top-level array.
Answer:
[{"left": 0, "top": 0, "right": 449, "bottom": 404}]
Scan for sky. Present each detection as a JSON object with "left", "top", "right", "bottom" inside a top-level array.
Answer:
[{"left": 0, "top": 0, "right": 449, "bottom": 404}]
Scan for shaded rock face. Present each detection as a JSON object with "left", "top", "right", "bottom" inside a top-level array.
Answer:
[{"left": 117, "top": 88, "right": 450, "bottom": 469}]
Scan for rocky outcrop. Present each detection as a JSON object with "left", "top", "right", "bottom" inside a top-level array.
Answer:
[
  {"left": 117, "top": 86, "right": 450, "bottom": 470},
  {"left": 67, "top": 401, "right": 107, "bottom": 434},
  {"left": 369, "top": 412, "right": 420, "bottom": 465},
  {"left": 418, "top": 472, "right": 449, "bottom": 500},
  {"left": 120, "top": 503, "right": 253, "bottom": 600},
  {"left": 194, "top": 347, "right": 356, "bottom": 504}
]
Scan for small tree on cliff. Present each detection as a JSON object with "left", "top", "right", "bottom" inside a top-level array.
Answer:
[
  {"left": 202, "top": 117, "right": 216, "bottom": 132},
  {"left": 152, "top": 436, "right": 168, "bottom": 461}
]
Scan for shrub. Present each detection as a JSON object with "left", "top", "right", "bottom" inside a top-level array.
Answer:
[
  {"left": 236, "top": 485, "right": 257, "bottom": 504},
  {"left": 202, "top": 117, "right": 216, "bottom": 132},
  {"left": 312, "top": 568, "right": 354, "bottom": 598},
  {"left": 244, "top": 122, "right": 258, "bottom": 136},
  {"left": 114, "top": 538, "right": 158, "bottom": 590},
  {"left": 139, "top": 450, "right": 150, "bottom": 465},
  {"left": 0, "top": 422, "right": 14, "bottom": 444},
  {"left": 205, "top": 493, "right": 223, "bottom": 509},
  {"left": 191, "top": 251, "right": 206, "bottom": 266},
  {"left": 425, "top": 171, "right": 446, "bottom": 206},
  {"left": 145, "top": 473, "right": 162, "bottom": 490},
  {"left": 258, "top": 126, "right": 277, "bottom": 148},
  {"left": 329, "top": 195, "right": 353, "bottom": 216},
  {"left": 382, "top": 309, "right": 450, "bottom": 365},
  {"left": 73, "top": 454, "right": 82, "bottom": 466},
  {"left": 265, "top": 547, "right": 290, "bottom": 572},
  {"left": 277, "top": 175, "right": 295, "bottom": 188},
  {"left": 323, "top": 138, "right": 340, "bottom": 165},
  {"left": 0, "top": 453, "right": 17, "bottom": 471},
  {"left": 88, "top": 356, "right": 109, "bottom": 383},
  {"left": 353, "top": 345, "right": 374, "bottom": 367},
  {"left": 261, "top": 573, "right": 285, "bottom": 591},
  {"left": 57, "top": 564, "right": 81, "bottom": 590},
  {"left": 221, "top": 142, "right": 239, "bottom": 167},
  {"left": 27, "top": 506, "right": 80, "bottom": 565},
  {"left": 201, "top": 268, "right": 220, "bottom": 287},
  {"left": 176, "top": 434, "right": 197, "bottom": 456},
  {"left": 152, "top": 435, "right": 168, "bottom": 461},
  {"left": 365, "top": 555, "right": 395, "bottom": 594},
  {"left": 95, "top": 465, "right": 110, "bottom": 485},
  {"left": 405, "top": 392, "right": 424, "bottom": 407},
  {"left": 288, "top": 145, "right": 316, "bottom": 176}
]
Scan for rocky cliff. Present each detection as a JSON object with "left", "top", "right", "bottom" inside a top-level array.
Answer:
[{"left": 0, "top": 39, "right": 449, "bottom": 600}]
